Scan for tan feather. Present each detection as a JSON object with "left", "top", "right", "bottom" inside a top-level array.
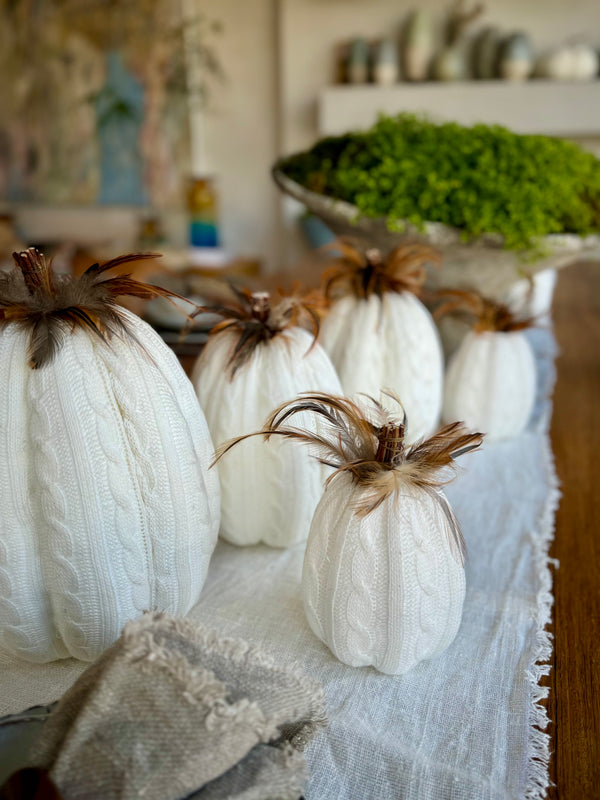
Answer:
[
  {"left": 1, "top": 249, "right": 189, "bottom": 369},
  {"left": 322, "top": 238, "right": 441, "bottom": 301},
  {"left": 213, "top": 391, "right": 483, "bottom": 563},
  {"left": 434, "top": 288, "right": 536, "bottom": 332},
  {"left": 194, "top": 287, "right": 324, "bottom": 378}
]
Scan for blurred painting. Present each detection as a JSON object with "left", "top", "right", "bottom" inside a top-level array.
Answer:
[{"left": 0, "top": 0, "right": 210, "bottom": 209}]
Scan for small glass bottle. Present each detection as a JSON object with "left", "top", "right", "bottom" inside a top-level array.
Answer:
[{"left": 187, "top": 176, "right": 220, "bottom": 248}]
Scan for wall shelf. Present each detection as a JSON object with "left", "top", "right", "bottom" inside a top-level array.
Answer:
[{"left": 318, "top": 81, "right": 600, "bottom": 138}]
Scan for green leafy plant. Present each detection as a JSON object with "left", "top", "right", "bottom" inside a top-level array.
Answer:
[{"left": 280, "top": 114, "right": 600, "bottom": 250}]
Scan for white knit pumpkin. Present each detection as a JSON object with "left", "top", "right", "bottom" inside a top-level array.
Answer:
[
  {"left": 504, "top": 268, "right": 557, "bottom": 320},
  {"left": 193, "top": 292, "right": 342, "bottom": 547},
  {"left": 443, "top": 329, "right": 536, "bottom": 441},
  {"left": 303, "top": 474, "right": 465, "bottom": 674},
  {"left": 0, "top": 250, "right": 220, "bottom": 663},
  {"left": 319, "top": 244, "right": 444, "bottom": 443},
  {"left": 232, "top": 392, "right": 482, "bottom": 674}
]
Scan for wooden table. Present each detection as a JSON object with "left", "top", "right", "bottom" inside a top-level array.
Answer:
[{"left": 548, "top": 261, "right": 600, "bottom": 798}]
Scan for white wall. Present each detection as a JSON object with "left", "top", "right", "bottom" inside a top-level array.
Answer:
[
  {"left": 197, "top": 0, "right": 280, "bottom": 272},
  {"left": 279, "top": 0, "right": 600, "bottom": 153}
]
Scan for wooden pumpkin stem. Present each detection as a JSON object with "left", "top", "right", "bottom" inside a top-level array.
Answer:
[
  {"left": 13, "top": 248, "right": 55, "bottom": 295},
  {"left": 1, "top": 250, "right": 186, "bottom": 369},
  {"left": 434, "top": 287, "right": 536, "bottom": 333},
  {"left": 322, "top": 239, "right": 440, "bottom": 300},
  {"left": 361, "top": 248, "right": 382, "bottom": 297},
  {"left": 197, "top": 287, "right": 323, "bottom": 377},
  {"left": 366, "top": 248, "right": 383, "bottom": 265},
  {"left": 249, "top": 291, "right": 271, "bottom": 323},
  {"left": 375, "top": 423, "right": 405, "bottom": 465}
]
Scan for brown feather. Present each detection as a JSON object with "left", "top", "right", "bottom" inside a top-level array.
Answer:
[
  {"left": 322, "top": 239, "right": 441, "bottom": 301},
  {"left": 194, "top": 287, "right": 324, "bottom": 378},
  {"left": 213, "top": 391, "right": 483, "bottom": 563},
  {"left": 434, "top": 288, "right": 536, "bottom": 332},
  {"left": 84, "top": 252, "right": 162, "bottom": 276},
  {"left": 0, "top": 249, "right": 189, "bottom": 369}
]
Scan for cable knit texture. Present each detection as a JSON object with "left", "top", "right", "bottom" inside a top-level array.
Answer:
[
  {"left": 193, "top": 327, "right": 341, "bottom": 548},
  {"left": 302, "top": 472, "right": 465, "bottom": 675},
  {"left": 319, "top": 293, "right": 443, "bottom": 443},
  {"left": 0, "top": 309, "right": 220, "bottom": 663},
  {"left": 443, "top": 330, "right": 536, "bottom": 441}
]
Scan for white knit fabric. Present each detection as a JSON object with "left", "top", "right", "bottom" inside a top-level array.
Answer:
[
  {"left": 443, "top": 329, "right": 537, "bottom": 441},
  {"left": 192, "top": 327, "right": 341, "bottom": 547},
  {"left": 319, "top": 292, "right": 444, "bottom": 442},
  {"left": 504, "top": 269, "right": 558, "bottom": 320},
  {"left": 303, "top": 475, "right": 465, "bottom": 674},
  {"left": 0, "top": 329, "right": 557, "bottom": 799},
  {"left": 0, "top": 310, "right": 220, "bottom": 663}
]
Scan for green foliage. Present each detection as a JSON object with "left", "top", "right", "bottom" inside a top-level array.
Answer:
[{"left": 280, "top": 114, "right": 600, "bottom": 250}]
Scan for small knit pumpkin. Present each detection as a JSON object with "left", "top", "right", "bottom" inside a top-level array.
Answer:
[
  {"left": 318, "top": 240, "right": 444, "bottom": 443},
  {"left": 192, "top": 287, "right": 341, "bottom": 547},
  {"left": 0, "top": 249, "right": 220, "bottom": 663},
  {"left": 437, "top": 290, "right": 537, "bottom": 441},
  {"left": 217, "top": 392, "right": 482, "bottom": 674}
]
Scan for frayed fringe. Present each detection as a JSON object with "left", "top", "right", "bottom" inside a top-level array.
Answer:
[
  {"left": 122, "top": 612, "right": 327, "bottom": 748},
  {"left": 524, "top": 433, "right": 560, "bottom": 800},
  {"left": 122, "top": 613, "right": 278, "bottom": 742}
]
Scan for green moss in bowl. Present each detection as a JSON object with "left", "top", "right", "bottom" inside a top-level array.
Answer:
[{"left": 279, "top": 114, "right": 600, "bottom": 251}]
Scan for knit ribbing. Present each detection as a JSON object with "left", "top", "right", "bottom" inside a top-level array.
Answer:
[
  {"left": 30, "top": 331, "right": 150, "bottom": 660},
  {"left": 443, "top": 330, "right": 537, "bottom": 440},
  {"left": 343, "top": 507, "right": 377, "bottom": 663},
  {"left": 0, "top": 329, "right": 54, "bottom": 660},
  {"left": 194, "top": 327, "right": 341, "bottom": 548},
  {"left": 114, "top": 312, "right": 220, "bottom": 611},
  {"left": 302, "top": 474, "right": 465, "bottom": 674},
  {"left": 320, "top": 293, "right": 444, "bottom": 443},
  {"left": 86, "top": 345, "right": 154, "bottom": 615},
  {"left": 29, "top": 359, "right": 85, "bottom": 659},
  {"left": 0, "top": 312, "right": 219, "bottom": 663}
]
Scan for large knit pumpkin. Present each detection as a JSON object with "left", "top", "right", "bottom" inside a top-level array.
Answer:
[
  {"left": 318, "top": 241, "right": 444, "bottom": 443},
  {"left": 0, "top": 249, "right": 220, "bottom": 663},
  {"left": 192, "top": 288, "right": 341, "bottom": 548},
  {"left": 217, "top": 392, "right": 482, "bottom": 674}
]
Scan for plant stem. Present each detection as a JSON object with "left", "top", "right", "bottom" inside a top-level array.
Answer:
[
  {"left": 250, "top": 292, "right": 270, "bottom": 324},
  {"left": 375, "top": 424, "right": 405, "bottom": 465}
]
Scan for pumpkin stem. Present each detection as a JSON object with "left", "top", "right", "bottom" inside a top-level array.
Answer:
[
  {"left": 375, "top": 423, "right": 405, "bottom": 465},
  {"left": 362, "top": 248, "right": 383, "bottom": 296},
  {"left": 249, "top": 291, "right": 271, "bottom": 323},
  {"left": 13, "top": 248, "right": 55, "bottom": 295},
  {"left": 434, "top": 287, "right": 536, "bottom": 333},
  {"left": 2, "top": 250, "right": 187, "bottom": 369},
  {"left": 322, "top": 239, "right": 440, "bottom": 300}
]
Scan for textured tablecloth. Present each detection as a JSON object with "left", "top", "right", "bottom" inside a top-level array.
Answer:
[{"left": 0, "top": 329, "right": 558, "bottom": 800}]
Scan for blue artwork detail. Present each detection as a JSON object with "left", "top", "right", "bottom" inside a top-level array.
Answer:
[
  {"left": 95, "top": 51, "right": 146, "bottom": 206},
  {"left": 190, "top": 220, "right": 219, "bottom": 247}
]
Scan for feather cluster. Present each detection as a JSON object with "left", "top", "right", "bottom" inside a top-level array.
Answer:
[
  {"left": 434, "top": 288, "right": 536, "bottom": 332},
  {"left": 322, "top": 239, "right": 441, "bottom": 300},
  {"left": 0, "top": 249, "right": 184, "bottom": 369},
  {"left": 194, "top": 286, "right": 322, "bottom": 377},
  {"left": 214, "top": 391, "right": 483, "bottom": 562}
]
